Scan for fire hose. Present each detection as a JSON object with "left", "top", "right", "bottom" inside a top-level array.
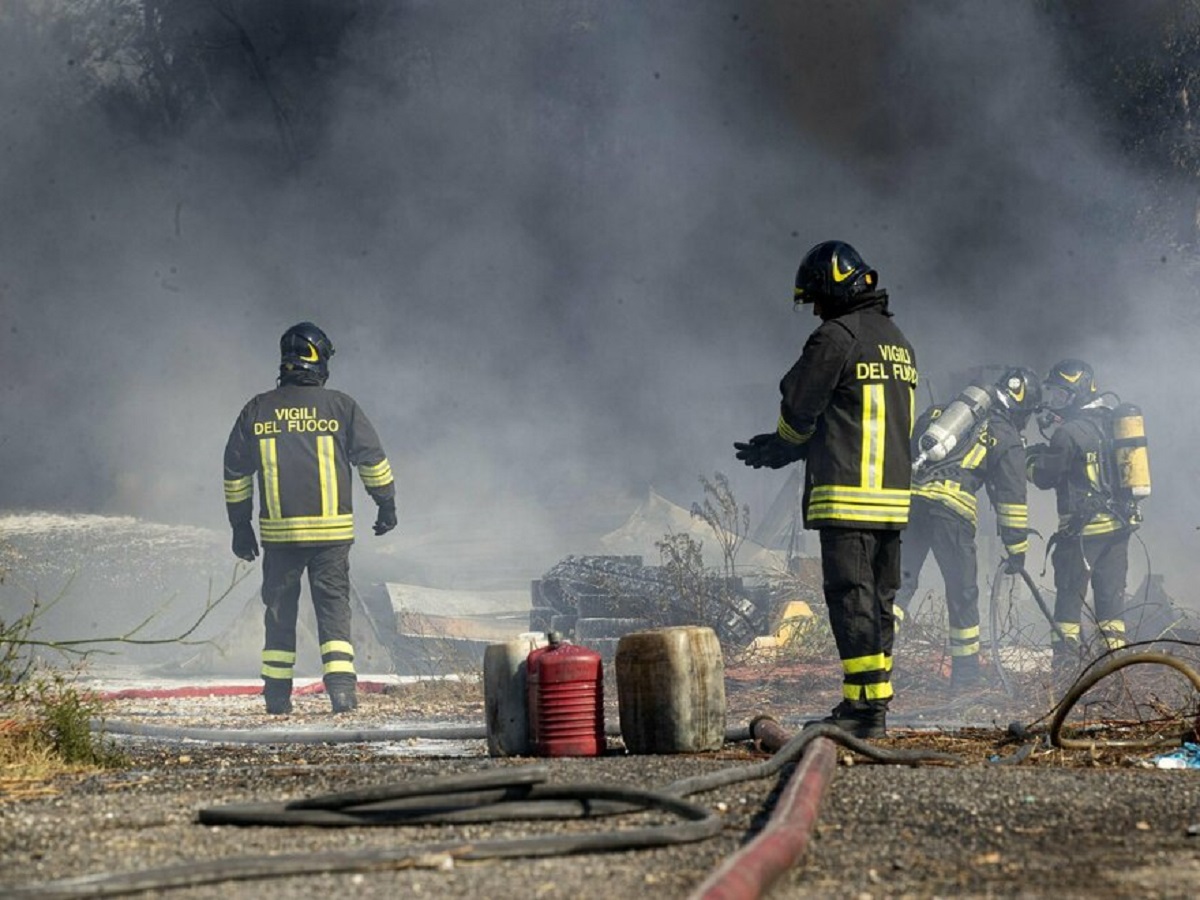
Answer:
[{"left": 17, "top": 719, "right": 961, "bottom": 898}]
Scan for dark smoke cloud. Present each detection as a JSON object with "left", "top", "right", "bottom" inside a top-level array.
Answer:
[{"left": 1, "top": 1, "right": 1198, "bottom": 607}]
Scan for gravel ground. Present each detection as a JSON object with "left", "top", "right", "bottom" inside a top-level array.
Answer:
[{"left": 3, "top": 676, "right": 1200, "bottom": 899}]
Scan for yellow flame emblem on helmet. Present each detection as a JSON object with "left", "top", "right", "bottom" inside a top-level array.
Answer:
[
  {"left": 1058, "top": 370, "right": 1084, "bottom": 384},
  {"left": 832, "top": 255, "right": 855, "bottom": 283},
  {"left": 1009, "top": 380, "right": 1025, "bottom": 402},
  {"left": 300, "top": 342, "right": 320, "bottom": 363}
]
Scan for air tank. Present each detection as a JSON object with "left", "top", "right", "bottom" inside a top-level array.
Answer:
[
  {"left": 526, "top": 632, "right": 605, "bottom": 757},
  {"left": 913, "top": 383, "right": 994, "bottom": 471},
  {"left": 1112, "top": 402, "right": 1151, "bottom": 500}
]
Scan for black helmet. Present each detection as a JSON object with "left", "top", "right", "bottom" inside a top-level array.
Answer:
[
  {"left": 793, "top": 240, "right": 878, "bottom": 311},
  {"left": 1043, "top": 358, "right": 1096, "bottom": 413},
  {"left": 995, "top": 367, "right": 1042, "bottom": 422},
  {"left": 280, "top": 321, "right": 334, "bottom": 384}
]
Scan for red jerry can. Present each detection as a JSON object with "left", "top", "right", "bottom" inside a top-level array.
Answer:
[{"left": 526, "top": 632, "right": 605, "bottom": 757}]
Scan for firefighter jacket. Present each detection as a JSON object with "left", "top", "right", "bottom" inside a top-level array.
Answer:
[
  {"left": 776, "top": 291, "right": 917, "bottom": 530},
  {"left": 223, "top": 382, "right": 395, "bottom": 547},
  {"left": 1028, "top": 405, "right": 1129, "bottom": 537},
  {"left": 912, "top": 404, "right": 1030, "bottom": 556}
]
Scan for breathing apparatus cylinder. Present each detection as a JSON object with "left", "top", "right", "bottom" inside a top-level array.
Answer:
[
  {"left": 913, "top": 383, "right": 994, "bottom": 472},
  {"left": 1111, "top": 402, "right": 1151, "bottom": 500}
]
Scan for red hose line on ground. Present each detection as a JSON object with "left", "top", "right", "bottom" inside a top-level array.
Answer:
[
  {"left": 689, "top": 728, "right": 839, "bottom": 900},
  {"left": 94, "top": 681, "right": 394, "bottom": 701}
]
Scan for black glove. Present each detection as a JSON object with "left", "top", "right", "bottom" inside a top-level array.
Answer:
[
  {"left": 373, "top": 499, "right": 397, "bottom": 536},
  {"left": 231, "top": 521, "right": 259, "bottom": 562},
  {"left": 1003, "top": 552, "right": 1026, "bottom": 575},
  {"left": 734, "top": 432, "right": 806, "bottom": 469}
]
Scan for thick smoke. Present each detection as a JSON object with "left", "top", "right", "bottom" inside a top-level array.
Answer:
[{"left": 2, "top": 0, "right": 1199, "bottom": 629}]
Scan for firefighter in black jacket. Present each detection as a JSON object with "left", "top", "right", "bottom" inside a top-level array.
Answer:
[
  {"left": 223, "top": 322, "right": 397, "bottom": 715},
  {"left": 1027, "top": 359, "right": 1132, "bottom": 680},
  {"left": 735, "top": 240, "right": 917, "bottom": 738},
  {"left": 895, "top": 368, "right": 1039, "bottom": 691}
]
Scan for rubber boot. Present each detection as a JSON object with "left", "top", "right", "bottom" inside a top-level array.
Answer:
[
  {"left": 327, "top": 677, "right": 358, "bottom": 714},
  {"left": 1050, "top": 642, "right": 1082, "bottom": 692},
  {"left": 807, "top": 699, "right": 887, "bottom": 739},
  {"left": 263, "top": 686, "right": 293, "bottom": 716},
  {"left": 950, "top": 654, "right": 981, "bottom": 693}
]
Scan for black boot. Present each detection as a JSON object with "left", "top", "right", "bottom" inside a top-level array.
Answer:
[
  {"left": 263, "top": 688, "right": 293, "bottom": 716},
  {"left": 808, "top": 700, "right": 887, "bottom": 739},
  {"left": 950, "top": 654, "right": 981, "bottom": 693},
  {"left": 327, "top": 678, "right": 358, "bottom": 714}
]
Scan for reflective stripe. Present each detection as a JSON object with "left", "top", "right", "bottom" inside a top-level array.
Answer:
[
  {"left": 914, "top": 480, "right": 977, "bottom": 523},
  {"left": 262, "top": 662, "right": 294, "bottom": 679},
  {"left": 262, "top": 650, "right": 296, "bottom": 664},
  {"left": 260, "top": 514, "right": 355, "bottom": 543},
  {"left": 1005, "top": 539, "right": 1030, "bottom": 555},
  {"left": 1053, "top": 621, "right": 1081, "bottom": 643},
  {"left": 843, "top": 681, "right": 894, "bottom": 701},
  {"left": 259, "top": 438, "right": 282, "bottom": 519},
  {"left": 317, "top": 435, "right": 338, "bottom": 517},
  {"left": 321, "top": 640, "right": 355, "bottom": 658},
  {"left": 893, "top": 605, "right": 906, "bottom": 623},
  {"left": 961, "top": 441, "right": 986, "bottom": 469},
  {"left": 843, "top": 652, "right": 886, "bottom": 675},
  {"left": 359, "top": 458, "right": 394, "bottom": 488},
  {"left": 224, "top": 475, "right": 253, "bottom": 504},
  {"left": 861, "top": 383, "right": 884, "bottom": 490},
  {"left": 808, "top": 485, "right": 910, "bottom": 526},
  {"left": 950, "top": 625, "right": 980, "bottom": 657},
  {"left": 995, "top": 502, "right": 1029, "bottom": 529},
  {"left": 323, "top": 660, "right": 357, "bottom": 675}
]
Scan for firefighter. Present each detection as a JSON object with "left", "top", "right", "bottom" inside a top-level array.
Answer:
[
  {"left": 735, "top": 240, "right": 917, "bottom": 739},
  {"left": 1027, "top": 359, "right": 1132, "bottom": 680},
  {"left": 223, "top": 322, "right": 397, "bottom": 715},
  {"left": 895, "top": 368, "right": 1040, "bottom": 691}
]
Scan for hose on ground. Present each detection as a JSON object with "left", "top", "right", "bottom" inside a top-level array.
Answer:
[
  {"left": 18, "top": 717, "right": 961, "bottom": 897},
  {"left": 1047, "top": 650, "right": 1200, "bottom": 750}
]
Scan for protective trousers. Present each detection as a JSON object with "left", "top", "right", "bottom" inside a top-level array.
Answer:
[
  {"left": 819, "top": 528, "right": 900, "bottom": 705},
  {"left": 1051, "top": 531, "right": 1130, "bottom": 654},
  {"left": 895, "top": 503, "right": 981, "bottom": 663},
  {"left": 260, "top": 543, "right": 357, "bottom": 701}
]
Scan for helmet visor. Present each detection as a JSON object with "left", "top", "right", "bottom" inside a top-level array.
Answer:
[{"left": 1044, "top": 384, "right": 1073, "bottom": 411}]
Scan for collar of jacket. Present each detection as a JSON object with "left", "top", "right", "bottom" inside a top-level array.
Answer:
[{"left": 821, "top": 289, "right": 890, "bottom": 320}]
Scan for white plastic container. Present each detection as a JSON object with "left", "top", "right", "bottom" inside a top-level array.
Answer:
[{"left": 483, "top": 632, "right": 548, "bottom": 757}]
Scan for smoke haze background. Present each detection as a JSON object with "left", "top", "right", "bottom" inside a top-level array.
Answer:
[{"left": 2, "top": 1, "right": 1200, "bottom": 638}]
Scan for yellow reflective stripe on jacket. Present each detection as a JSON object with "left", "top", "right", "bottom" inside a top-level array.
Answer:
[
  {"left": 259, "top": 514, "right": 355, "bottom": 543},
  {"left": 317, "top": 435, "right": 338, "bottom": 517},
  {"left": 776, "top": 415, "right": 813, "bottom": 445},
  {"left": 224, "top": 475, "right": 253, "bottom": 504},
  {"left": 359, "top": 457, "right": 394, "bottom": 488},
  {"left": 1058, "top": 512, "right": 1123, "bottom": 535},
  {"left": 961, "top": 441, "right": 986, "bottom": 469},
  {"left": 861, "top": 384, "right": 884, "bottom": 489},
  {"left": 259, "top": 438, "right": 282, "bottom": 519},
  {"left": 808, "top": 485, "right": 911, "bottom": 525},
  {"left": 995, "top": 502, "right": 1028, "bottom": 530},
  {"left": 914, "top": 480, "right": 978, "bottom": 523}
]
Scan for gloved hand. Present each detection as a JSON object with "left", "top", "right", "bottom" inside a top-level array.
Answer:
[
  {"left": 373, "top": 499, "right": 397, "bottom": 536},
  {"left": 231, "top": 521, "right": 259, "bottom": 561},
  {"left": 734, "top": 433, "right": 806, "bottom": 469},
  {"left": 1003, "top": 552, "right": 1026, "bottom": 575}
]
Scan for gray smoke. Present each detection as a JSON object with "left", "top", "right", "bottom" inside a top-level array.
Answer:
[{"left": 2, "top": 1, "right": 1198, "bottom": 630}]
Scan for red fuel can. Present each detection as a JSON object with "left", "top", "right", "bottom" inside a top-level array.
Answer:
[{"left": 526, "top": 632, "right": 605, "bottom": 757}]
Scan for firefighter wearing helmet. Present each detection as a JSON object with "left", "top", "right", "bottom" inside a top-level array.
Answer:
[
  {"left": 735, "top": 240, "right": 917, "bottom": 739},
  {"left": 223, "top": 322, "right": 397, "bottom": 715},
  {"left": 895, "top": 367, "right": 1040, "bottom": 692},
  {"left": 1027, "top": 358, "right": 1137, "bottom": 682}
]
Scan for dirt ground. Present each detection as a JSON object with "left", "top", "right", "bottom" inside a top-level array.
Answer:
[{"left": 3, "top": 662, "right": 1200, "bottom": 899}]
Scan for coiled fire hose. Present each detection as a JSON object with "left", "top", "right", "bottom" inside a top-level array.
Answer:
[{"left": 15, "top": 719, "right": 961, "bottom": 898}]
